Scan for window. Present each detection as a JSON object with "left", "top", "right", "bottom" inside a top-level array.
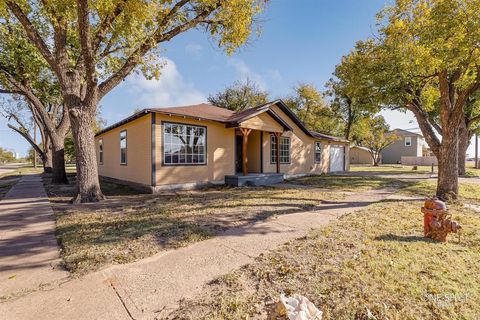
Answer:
[
  {"left": 120, "top": 130, "right": 127, "bottom": 165},
  {"left": 405, "top": 136, "right": 412, "bottom": 147},
  {"left": 163, "top": 122, "right": 206, "bottom": 165},
  {"left": 271, "top": 135, "right": 290, "bottom": 164},
  {"left": 99, "top": 139, "right": 103, "bottom": 165},
  {"left": 315, "top": 141, "right": 322, "bottom": 163}
]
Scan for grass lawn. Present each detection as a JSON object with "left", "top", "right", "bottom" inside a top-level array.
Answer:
[
  {"left": 350, "top": 164, "right": 436, "bottom": 174},
  {"left": 172, "top": 200, "right": 480, "bottom": 320},
  {"left": 287, "top": 174, "right": 410, "bottom": 192},
  {"left": 45, "top": 176, "right": 345, "bottom": 274},
  {"left": 400, "top": 180, "right": 480, "bottom": 203}
]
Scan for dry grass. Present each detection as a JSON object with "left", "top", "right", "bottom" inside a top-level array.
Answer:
[
  {"left": 350, "top": 165, "right": 436, "bottom": 174},
  {"left": 287, "top": 174, "right": 410, "bottom": 192},
  {"left": 46, "top": 178, "right": 344, "bottom": 274},
  {"left": 399, "top": 180, "right": 480, "bottom": 203},
  {"left": 171, "top": 200, "right": 480, "bottom": 320}
]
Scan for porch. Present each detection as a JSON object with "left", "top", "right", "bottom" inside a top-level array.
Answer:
[{"left": 225, "top": 173, "right": 284, "bottom": 187}]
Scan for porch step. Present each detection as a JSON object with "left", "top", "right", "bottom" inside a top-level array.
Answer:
[{"left": 225, "top": 173, "right": 284, "bottom": 187}]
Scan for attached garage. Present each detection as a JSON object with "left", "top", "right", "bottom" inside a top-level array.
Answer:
[{"left": 329, "top": 145, "right": 345, "bottom": 172}]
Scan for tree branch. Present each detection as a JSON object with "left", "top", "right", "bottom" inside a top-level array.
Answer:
[
  {"left": 77, "top": 0, "right": 97, "bottom": 93},
  {"left": 92, "top": 0, "right": 129, "bottom": 53},
  {"left": 98, "top": 2, "right": 218, "bottom": 99},
  {"left": 5, "top": 1, "right": 59, "bottom": 75}
]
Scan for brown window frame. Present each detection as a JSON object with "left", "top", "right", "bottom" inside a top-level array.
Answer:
[
  {"left": 120, "top": 130, "right": 127, "bottom": 165},
  {"left": 98, "top": 138, "right": 104, "bottom": 165}
]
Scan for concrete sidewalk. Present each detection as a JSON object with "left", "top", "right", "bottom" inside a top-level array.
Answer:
[
  {"left": 0, "top": 175, "right": 68, "bottom": 299},
  {"left": 0, "top": 188, "right": 396, "bottom": 320}
]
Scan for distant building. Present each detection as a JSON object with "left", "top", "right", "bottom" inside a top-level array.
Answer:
[
  {"left": 381, "top": 129, "right": 425, "bottom": 164},
  {"left": 349, "top": 146, "right": 377, "bottom": 165}
]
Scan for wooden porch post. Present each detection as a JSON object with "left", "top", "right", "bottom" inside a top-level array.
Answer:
[
  {"left": 274, "top": 132, "right": 281, "bottom": 174},
  {"left": 240, "top": 128, "right": 252, "bottom": 176}
]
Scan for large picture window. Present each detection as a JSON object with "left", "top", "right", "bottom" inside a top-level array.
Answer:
[
  {"left": 99, "top": 139, "right": 104, "bottom": 165},
  {"left": 163, "top": 122, "right": 206, "bottom": 165},
  {"left": 315, "top": 141, "right": 322, "bottom": 163},
  {"left": 120, "top": 130, "right": 127, "bottom": 165},
  {"left": 271, "top": 135, "right": 290, "bottom": 164}
]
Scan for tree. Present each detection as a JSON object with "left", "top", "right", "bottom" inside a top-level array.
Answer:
[
  {"left": 362, "top": 0, "right": 480, "bottom": 200},
  {"left": 458, "top": 93, "right": 480, "bottom": 175},
  {"left": 0, "top": 96, "right": 53, "bottom": 172},
  {"left": 326, "top": 49, "right": 378, "bottom": 140},
  {"left": 0, "top": 21, "right": 69, "bottom": 183},
  {"left": 284, "top": 83, "right": 341, "bottom": 135},
  {"left": 356, "top": 116, "right": 397, "bottom": 166},
  {"left": 208, "top": 78, "right": 269, "bottom": 111},
  {"left": 0, "top": 147, "right": 15, "bottom": 163},
  {"left": 0, "top": 0, "right": 267, "bottom": 202}
]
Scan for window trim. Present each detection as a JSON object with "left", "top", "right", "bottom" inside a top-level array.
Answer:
[
  {"left": 161, "top": 121, "right": 208, "bottom": 167},
  {"left": 120, "top": 130, "right": 127, "bottom": 165},
  {"left": 270, "top": 134, "right": 291, "bottom": 164},
  {"left": 98, "top": 138, "right": 104, "bottom": 165},
  {"left": 405, "top": 136, "right": 412, "bottom": 147},
  {"left": 314, "top": 141, "right": 322, "bottom": 164}
]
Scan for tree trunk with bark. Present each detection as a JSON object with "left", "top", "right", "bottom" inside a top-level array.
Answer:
[
  {"left": 51, "top": 136, "right": 68, "bottom": 184},
  {"left": 69, "top": 105, "right": 104, "bottom": 203},
  {"left": 436, "top": 125, "right": 459, "bottom": 200}
]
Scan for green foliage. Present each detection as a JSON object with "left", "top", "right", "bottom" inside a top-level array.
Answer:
[
  {"left": 326, "top": 47, "right": 379, "bottom": 139},
  {"left": 356, "top": 116, "right": 398, "bottom": 166},
  {"left": 0, "top": 147, "right": 16, "bottom": 163},
  {"left": 284, "top": 83, "right": 341, "bottom": 136},
  {"left": 208, "top": 78, "right": 269, "bottom": 111}
]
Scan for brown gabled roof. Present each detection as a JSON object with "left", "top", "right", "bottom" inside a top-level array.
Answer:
[
  {"left": 311, "top": 131, "right": 349, "bottom": 143},
  {"left": 95, "top": 100, "right": 349, "bottom": 144},
  {"left": 151, "top": 103, "right": 234, "bottom": 122}
]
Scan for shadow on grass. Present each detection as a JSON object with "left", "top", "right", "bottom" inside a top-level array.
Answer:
[{"left": 375, "top": 233, "right": 437, "bottom": 243}]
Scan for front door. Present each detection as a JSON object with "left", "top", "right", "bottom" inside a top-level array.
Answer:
[
  {"left": 235, "top": 135, "right": 243, "bottom": 173},
  {"left": 329, "top": 145, "right": 345, "bottom": 172}
]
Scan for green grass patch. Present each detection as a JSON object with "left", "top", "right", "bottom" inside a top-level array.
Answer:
[{"left": 173, "top": 200, "right": 480, "bottom": 319}]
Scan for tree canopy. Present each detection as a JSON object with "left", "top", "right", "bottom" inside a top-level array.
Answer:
[{"left": 208, "top": 78, "right": 269, "bottom": 111}]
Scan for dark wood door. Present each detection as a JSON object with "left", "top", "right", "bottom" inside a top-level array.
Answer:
[{"left": 235, "top": 135, "right": 243, "bottom": 173}]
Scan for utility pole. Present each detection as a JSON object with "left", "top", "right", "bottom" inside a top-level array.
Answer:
[
  {"left": 33, "top": 121, "right": 37, "bottom": 168},
  {"left": 475, "top": 132, "right": 479, "bottom": 169}
]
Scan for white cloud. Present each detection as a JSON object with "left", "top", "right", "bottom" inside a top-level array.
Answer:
[
  {"left": 185, "top": 43, "right": 203, "bottom": 56},
  {"left": 228, "top": 58, "right": 267, "bottom": 90},
  {"left": 126, "top": 58, "right": 206, "bottom": 108}
]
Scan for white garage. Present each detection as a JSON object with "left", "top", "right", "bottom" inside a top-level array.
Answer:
[{"left": 329, "top": 145, "right": 345, "bottom": 172}]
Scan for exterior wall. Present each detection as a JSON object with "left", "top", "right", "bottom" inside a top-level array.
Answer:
[
  {"left": 350, "top": 147, "right": 374, "bottom": 165},
  {"left": 246, "top": 130, "right": 262, "bottom": 173},
  {"left": 95, "top": 114, "right": 152, "bottom": 187},
  {"left": 154, "top": 113, "right": 235, "bottom": 187},
  {"left": 260, "top": 105, "right": 348, "bottom": 175},
  {"left": 401, "top": 156, "right": 438, "bottom": 166},
  {"left": 381, "top": 135, "right": 422, "bottom": 164},
  {"left": 239, "top": 112, "right": 283, "bottom": 132}
]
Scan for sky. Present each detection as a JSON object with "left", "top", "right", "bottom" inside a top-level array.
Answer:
[{"left": 0, "top": 0, "right": 476, "bottom": 157}]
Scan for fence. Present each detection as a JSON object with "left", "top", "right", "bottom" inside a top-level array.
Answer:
[{"left": 401, "top": 156, "right": 438, "bottom": 166}]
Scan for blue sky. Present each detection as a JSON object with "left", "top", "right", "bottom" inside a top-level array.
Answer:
[{"left": 1, "top": 0, "right": 474, "bottom": 157}]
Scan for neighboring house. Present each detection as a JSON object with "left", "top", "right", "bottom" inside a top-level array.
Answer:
[
  {"left": 349, "top": 146, "right": 377, "bottom": 165},
  {"left": 94, "top": 100, "right": 349, "bottom": 192},
  {"left": 380, "top": 129, "right": 424, "bottom": 164}
]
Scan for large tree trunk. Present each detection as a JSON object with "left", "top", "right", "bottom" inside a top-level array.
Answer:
[
  {"left": 458, "top": 120, "right": 470, "bottom": 176},
  {"left": 68, "top": 105, "right": 104, "bottom": 203},
  {"left": 436, "top": 126, "right": 459, "bottom": 200},
  {"left": 43, "top": 146, "right": 53, "bottom": 173},
  {"left": 51, "top": 136, "right": 68, "bottom": 184}
]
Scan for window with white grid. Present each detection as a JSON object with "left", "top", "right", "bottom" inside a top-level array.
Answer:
[{"left": 271, "top": 135, "right": 290, "bottom": 164}]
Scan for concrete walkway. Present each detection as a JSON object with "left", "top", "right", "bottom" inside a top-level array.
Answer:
[
  {"left": 0, "top": 175, "right": 68, "bottom": 299},
  {"left": 0, "top": 186, "right": 399, "bottom": 320}
]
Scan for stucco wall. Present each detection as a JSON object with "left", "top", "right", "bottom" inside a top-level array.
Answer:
[
  {"left": 350, "top": 147, "right": 374, "bottom": 165},
  {"left": 154, "top": 113, "right": 235, "bottom": 186},
  {"left": 95, "top": 114, "right": 152, "bottom": 187},
  {"left": 239, "top": 112, "right": 283, "bottom": 132},
  {"left": 381, "top": 135, "right": 422, "bottom": 164},
  {"left": 246, "top": 130, "right": 262, "bottom": 173}
]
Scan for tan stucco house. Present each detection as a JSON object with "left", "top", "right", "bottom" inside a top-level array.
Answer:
[
  {"left": 94, "top": 100, "right": 349, "bottom": 192},
  {"left": 349, "top": 146, "right": 377, "bottom": 165}
]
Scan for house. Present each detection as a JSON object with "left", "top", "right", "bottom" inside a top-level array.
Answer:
[
  {"left": 349, "top": 146, "right": 377, "bottom": 165},
  {"left": 380, "top": 129, "right": 425, "bottom": 164},
  {"left": 94, "top": 100, "right": 349, "bottom": 192}
]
